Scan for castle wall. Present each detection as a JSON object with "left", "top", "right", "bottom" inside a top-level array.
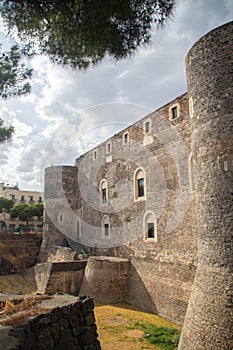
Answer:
[
  {"left": 179, "top": 21, "right": 233, "bottom": 349},
  {"left": 40, "top": 165, "right": 78, "bottom": 262},
  {"left": 41, "top": 94, "right": 197, "bottom": 323},
  {"left": 72, "top": 93, "right": 197, "bottom": 323}
]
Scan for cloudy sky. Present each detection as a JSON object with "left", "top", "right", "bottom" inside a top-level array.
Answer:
[{"left": 0, "top": 0, "right": 232, "bottom": 191}]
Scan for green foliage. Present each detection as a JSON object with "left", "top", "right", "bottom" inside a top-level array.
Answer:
[
  {"left": 10, "top": 202, "right": 43, "bottom": 225},
  {"left": 0, "top": 0, "right": 175, "bottom": 69},
  {"left": 134, "top": 321, "right": 180, "bottom": 349},
  {"left": 0, "top": 220, "right": 6, "bottom": 228},
  {"left": 0, "top": 196, "right": 14, "bottom": 212},
  {"left": 0, "top": 118, "right": 14, "bottom": 143},
  {"left": 0, "top": 44, "right": 32, "bottom": 98}
]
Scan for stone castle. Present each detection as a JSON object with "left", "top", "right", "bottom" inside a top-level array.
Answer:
[{"left": 39, "top": 22, "right": 232, "bottom": 349}]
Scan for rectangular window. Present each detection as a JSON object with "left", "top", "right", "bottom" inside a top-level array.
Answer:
[
  {"left": 171, "top": 106, "right": 178, "bottom": 119},
  {"left": 38, "top": 196, "right": 42, "bottom": 203},
  {"left": 104, "top": 223, "right": 109, "bottom": 237},
  {"left": 59, "top": 214, "right": 63, "bottom": 222},
  {"left": 93, "top": 150, "right": 97, "bottom": 160},
  {"left": 145, "top": 121, "right": 151, "bottom": 133},
  {"left": 147, "top": 223, "right": 155, "bottom": 238},
  {"left": 123, "top": 133, "right": 129, "bottom": 144},
  {"left": 102, "top": 188, "right": 107, "bottom": 203},
  {"left": 137, "top": 178, "right": 144, "bottom": 197},
  {"left": 20, "top": 195, "right": 25, "bottom": 203},
  {"left": 106, "top": 142, "right": 111, "bottom": 153}
]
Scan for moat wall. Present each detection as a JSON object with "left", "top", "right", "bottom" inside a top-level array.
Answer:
[{"left": 0, "top": 295, "right": 101, "bottom": 350}]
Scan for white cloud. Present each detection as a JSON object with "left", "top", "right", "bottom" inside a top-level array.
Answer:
[
  {"left": 0, "top": 0, "right": 232, "bottom": 190},
  {"left": 12, "top": 118, "right": 33, "bottom": 138}
]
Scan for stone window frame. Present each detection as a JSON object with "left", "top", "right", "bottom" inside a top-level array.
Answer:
[
  {"left": 134, "top": 167, "right": 147, "bottom": 202},
  {"left": 189, "top": 96, "right": 194, "bottom": 118},
  {"left": 188, "top": 152, "right": 195, "bottom": 193},
  {"left": 123, "top": 131, "right": 129, "bottom": 145},
  {"left": 99, "top": 179, "right": 108, "bottom": 204},
  {"left": 143, "top": 118, "right": 152, "bottom": 134},
  {"left": 143, "top": 211, "right": 157, "bottom": 242},
  {"left": 102, "top": 215, "right": 110, "bottom": 239},
  {"left": 169, "top": 103, "right": 180, "bottom": 121}
]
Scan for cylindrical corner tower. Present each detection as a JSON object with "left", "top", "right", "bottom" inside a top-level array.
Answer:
[
  {"left": 179, "top": 22, "right": 233, "bottom": 349},
  {"left": 39, "top": 165, "right": 78, "bottom": 262}
]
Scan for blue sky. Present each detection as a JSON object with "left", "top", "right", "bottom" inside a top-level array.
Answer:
[{"left": 0, "top": 0, "right": 232, "bottom": 191}]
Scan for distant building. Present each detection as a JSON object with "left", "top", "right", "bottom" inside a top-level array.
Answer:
[{"left": 0, "top": 183, "right": 43, "bottom": 232}]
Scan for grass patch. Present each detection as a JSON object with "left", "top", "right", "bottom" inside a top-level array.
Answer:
[
  {"left": 95, "top": 304, "right": 181, "bottom": 350},
  {"left": 134, "top": 321, "right": 180, "bottom": 350}
]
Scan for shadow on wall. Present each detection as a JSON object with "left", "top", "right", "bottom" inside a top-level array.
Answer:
[{"left": 127, "top": 263, "right": 158, "bottom": 314}]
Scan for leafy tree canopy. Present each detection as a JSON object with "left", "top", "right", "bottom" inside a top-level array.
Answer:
[
  {"left": 0, "top": 118, "right": 14, "bottom": 142},
  {"left": 10, "top": 202, "right": 43, "bottom": 225},
  {"left": 0, "top": 44, "right": 32, "bottom": 98},
  {"left": 0, "top": 0, "right": 175, "bottom": 69},
  {"left": 0, "top": 196, "right": 14, "bottom": 212}
]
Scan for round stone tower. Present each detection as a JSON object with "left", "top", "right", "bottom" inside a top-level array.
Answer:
[
  {"left": 179, "top": 22, "right": 233, "bottom": 349},
  {"left": 39, "top": 165, "right": 78, "bottom": 261}
]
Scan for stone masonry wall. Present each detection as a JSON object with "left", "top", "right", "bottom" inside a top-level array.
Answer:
[
  {"left": 179, "top": 21, "right": 233, "bottom": 350},
  {"left": 73, "top": 93, "right": 197, "bottom": 323},
  {"left": 80, "top": 256, "right": 129, "bottom": 304},
  {"left": 41, "top": 93, "right": 197, "bottom": 324},
  {"left": 35, "top": 261, "right": 87, "bottom": 295},
  {"left": 0, "top": 294, "right": 101, "bottom": 350}
]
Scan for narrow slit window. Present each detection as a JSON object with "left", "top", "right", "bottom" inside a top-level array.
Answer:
[
  {"left": 106, "top": 142, "right": 111, "bottom": 153},
  {"left": 137, "top": 178, "right": 145, "bottom": 197},
  {"left": 102, "top": 188, "right": 107, "bottom": 203},
  {"left": 123, "top": 132, "right": 129, "bottom": 144},
  {"left": 147, "top": 223, "right": 155, "bottom": 238},
  {"left": 145, "top": 121, "right": 151, "bottom": 133},
  {"left": 171, "top": 106, "right": 178, "bottom": 119},
  {"left": 104, "top": 223, "right": 109, "bottom": 237}
]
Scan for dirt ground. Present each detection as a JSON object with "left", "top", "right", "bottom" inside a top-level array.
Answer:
[{"left": 94, "top": 304, "right": 181, "bottom": 350}]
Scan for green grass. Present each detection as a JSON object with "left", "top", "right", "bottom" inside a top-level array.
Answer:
[{"left": 134, "top": 321, "right": 180, "bottom": 350}]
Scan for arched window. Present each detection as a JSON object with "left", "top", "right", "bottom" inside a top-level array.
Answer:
[
  {"left": 99, "top": 179, "right": 108, "bottom": 204},
  {"left": 102, "top": 215, "right": 110, "bottom": 238},
  {"left": 134, "top": 168, "right": 146, "bottom": 201},
  {"left": 143, "top": 211, "right": 157, "bottom": 241}
]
